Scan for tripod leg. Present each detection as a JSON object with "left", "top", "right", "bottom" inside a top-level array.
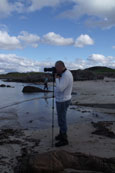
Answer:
[{"left": 52, "top": 73, "right": 55, "bottom": 147}]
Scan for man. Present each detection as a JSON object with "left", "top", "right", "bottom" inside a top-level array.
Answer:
[
  {"left": 44, "top": 76, "right": 48, "bottom": 90},
  {"left": 55, "top": 61, "right": 73, "bottom": 147}
]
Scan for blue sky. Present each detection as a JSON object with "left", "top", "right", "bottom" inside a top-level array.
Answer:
[{"left": 0, "top": 0, "right": 115, "bottom": 73}]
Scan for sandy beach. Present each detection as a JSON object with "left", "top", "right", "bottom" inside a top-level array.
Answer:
[
  {"left": 0, "top": 80, "right": 115, "bottom": 173},
  {"left": 72, "top": 80, "right": 115, "bottom": 114}
]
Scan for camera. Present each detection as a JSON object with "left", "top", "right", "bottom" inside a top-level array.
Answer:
[
  {"left": 44, "top": 67, "right": 62, "bottom": 77},
  {"left": 44, "top": 67, "right": 57, "bottom": 74}
]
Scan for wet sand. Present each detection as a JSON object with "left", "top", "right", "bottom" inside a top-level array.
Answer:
[
  {"left": 72, "top": 80, "right": 115, "bottom": 114},
  {"left": 0, "top": 121, "right": 115, "bottom": 172}
]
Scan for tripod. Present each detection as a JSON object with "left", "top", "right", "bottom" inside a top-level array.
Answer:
[
  {"left": 44, "top": 67, "right": 56, "bottom": 147},
  {"left": 51, "top": 72, "right": 55, "bottom": 147}
]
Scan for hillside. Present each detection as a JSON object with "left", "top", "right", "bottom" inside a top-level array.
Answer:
[
  {"left": 71, "top": 66, "right": 115, "bottom": 81},
  {"left": 85, "top": 66, "right": 115, "bottom": 73}
]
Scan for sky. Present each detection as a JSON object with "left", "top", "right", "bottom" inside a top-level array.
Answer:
[{"left": 0, "top": 0, "right": 115, "bottom": 73}]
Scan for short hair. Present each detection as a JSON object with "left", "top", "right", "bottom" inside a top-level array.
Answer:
[{"left": 55, "top": 60, "right": 65, "bottom": 67}]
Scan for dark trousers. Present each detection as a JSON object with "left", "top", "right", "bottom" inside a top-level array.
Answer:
[{"left": 56, "top": 100, "right": 71, "bottom": 134}]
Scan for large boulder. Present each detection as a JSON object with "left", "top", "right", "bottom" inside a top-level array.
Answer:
[
  {"left": 22, "top": 86, "right": 51, "bottom": 93},
  {"left": 18, "top": 150, "right": 115, "bottom": 173}
]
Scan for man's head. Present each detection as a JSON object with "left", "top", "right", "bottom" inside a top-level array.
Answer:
[{"left": 55, "top": 61, "right": 66, "bottom": 74}]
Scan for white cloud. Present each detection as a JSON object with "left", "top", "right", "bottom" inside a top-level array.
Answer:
[
  {"left": 0, "top": 0, "right": 13, "bottom": 17},
  {"left": 0, "top": 0, "right": 115, "bottom": 29},
  {"left": 13, "top": 1, "right": 25, "bottom": 13},
  {"left": 88, "top": 54, "right": 106, "bottom": 62},
  {"left": 0, "top": 0, "right": 64, "bottom": 17},
  {"left": 0, "top": 30, "right": 94, "bottom": 50},
  {"left": 112, "top": 46, "right": 115, "bottom": 49},
  {"left": 43, "top": 32, "right": 74, "bottom": 46},
  {"left": 87, "top": 54, "right": 115, "bottom": 67},
  {"left": 0, "top": 31, "right": 21, "bottom": 50},
  {"left": 66, "top": 54, "right": 115, "bottom": 69},
  {"left": 18, "top": 31, "right": 40, "bottom": 48},
  {"left": 0, "top": 30, "right": 41, "bottom": 50},
  {"left": 66, "top": 58, "right": 88, "bottom": 70},
  {"left": 0, "top": 53, "right": 115, "bottom": 74},
  {"left": 27, "top": 0, "right": 64, "bottom": 12},
  {"left": 75, "top": 34, "right": 94, "bottom": 48},
  {"left": 61, "top": 0, "right": 115, "bottom": 29},
  {"left": 0, "top": 0, "right": 24, "bottom": 18},
  {"left": 0, "top": 54, "right": 54, "bottom": 73}
]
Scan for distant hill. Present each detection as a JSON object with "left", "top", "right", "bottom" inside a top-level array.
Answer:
[
  {"left": 71, "top": 66, "right": 115, "bottom": 81},
  {"left": 85, "top": 66, "right": 115, "bottom": 73}
]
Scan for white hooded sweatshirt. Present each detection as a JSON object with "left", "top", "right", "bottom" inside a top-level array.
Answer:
[{"left": 55, "top": 69, "right": 73, "bottom": 102}]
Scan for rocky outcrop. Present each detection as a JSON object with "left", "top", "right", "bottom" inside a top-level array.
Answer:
[
  {"left": 71, "top": 66, "right": 115, "bottom": 81},
  {"left": 91, "top": 121, "right": 115, "bottom": 138},
  {"left": 22, "top": 86, "right": 51, "bottom": 93},
  {"left": 17, "top": 150, "right": 115, "bottom": 173},
  {"left": 71, "top": 70, "right": 96, "bottom": 81},
  {"left": 0, "top": 84, "right": 6, "bottom": 87},
  {"left": 0, "top": 84, "right": 14, "bottom": 88}
]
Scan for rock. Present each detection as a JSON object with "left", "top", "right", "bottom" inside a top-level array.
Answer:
[
  {"left": 0, "top": 84, "right": 14, "bottom": 88},
  {"left": 6, "top": 85, "right": 12, "bottom": 87},
  {"left": 71, "top": 70, "right": 97, "bottom": 81},
  {"left": 18, "top": 150, "right": 115, "bottom": 173},
  {"left": 0, "top": 84, "right": 6, "bottom": 87},
  {"left": 29, "top": 151, "right": 63, "bottom": 173},
  {"left": 91, "top": 121, "right": 115, "bottom": 138},
  {"left": 22, "top": 86, "right": 51, "bottom": 93}
]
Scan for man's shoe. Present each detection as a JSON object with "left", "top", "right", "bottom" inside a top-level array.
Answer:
[
  {"left": 55, "top": 133, "right": 62, "bottom": 141},
  {"left": 55, "top": 139, "right": 69, "bottom": 147},
  {"left": 55, "top": 133, "right": 67, "bottom": 141}
]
